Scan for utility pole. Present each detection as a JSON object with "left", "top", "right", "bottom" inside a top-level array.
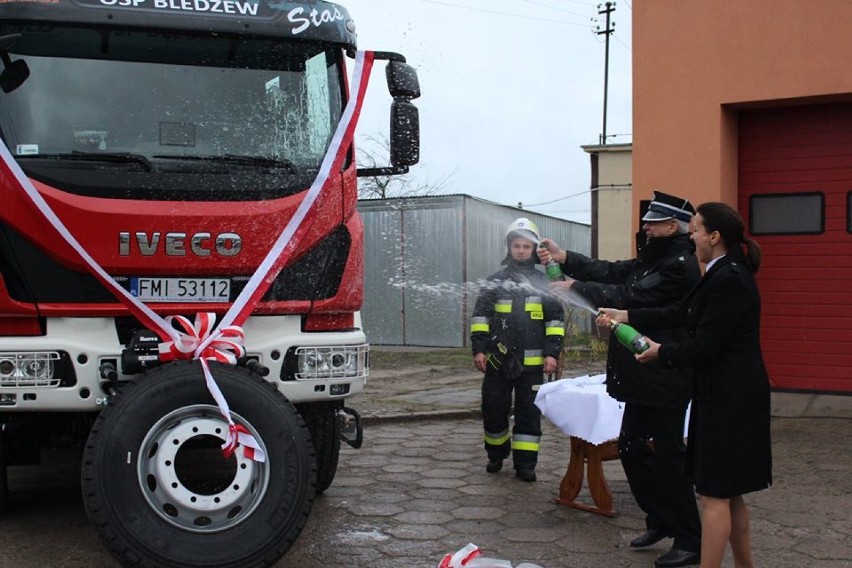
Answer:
[{"left": 596, "top": 2, "right": 615, "bottom": 145}]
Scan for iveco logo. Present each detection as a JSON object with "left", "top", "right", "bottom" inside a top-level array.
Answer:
[{"left": 118, "top": 232, "right": 242, "bottom": 257}]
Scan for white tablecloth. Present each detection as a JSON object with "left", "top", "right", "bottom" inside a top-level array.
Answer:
[
  {"left": 534, "top": 374, "right": 622, "bottom": 445},
  {"left": 534, "top": 374, "right": 690, "bottom": 445}
]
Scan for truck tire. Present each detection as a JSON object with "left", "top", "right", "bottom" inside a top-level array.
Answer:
[
  {"left": 297, "top": 402, "right": 341, "bottom": 494},
  {"left": 82, "top": 361, "right": 316, "bottom": 568},
  {"left": 0, "top": 435, "right": 7, "bottom": 512}
]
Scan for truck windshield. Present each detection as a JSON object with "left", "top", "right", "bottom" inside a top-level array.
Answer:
[{"left": 0, "top": 25, "right": 344, "bottom": 198}]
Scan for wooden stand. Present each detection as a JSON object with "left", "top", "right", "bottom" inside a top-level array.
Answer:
[{"left": 555, "top": 436, "right": 620, "bottom": 517}]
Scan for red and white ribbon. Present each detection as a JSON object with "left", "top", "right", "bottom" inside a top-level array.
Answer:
[
  {"left": 438, "top": 543, "right": 482, "bottom": 568},
  {"left": 0, "top": 51, "right": 376, "bottom": 463},
  {"left": 158, "top": 313, "right": 245, "bottom": 365},
  {"left": 157, "top": 313, "right": 263, "bottom": 461}
]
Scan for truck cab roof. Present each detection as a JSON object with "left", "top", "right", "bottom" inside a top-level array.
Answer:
[{"left": 0, "top": 0, "right": 357, "bottom": 49}]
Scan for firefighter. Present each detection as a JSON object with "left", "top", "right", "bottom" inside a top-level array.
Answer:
[{"left": 470, "top": 218, "right": 565, "bottom": 482}]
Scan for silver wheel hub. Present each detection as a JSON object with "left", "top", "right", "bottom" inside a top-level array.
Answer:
[{"left": 138, "top": 405, "right": 269, "bottom": 533}]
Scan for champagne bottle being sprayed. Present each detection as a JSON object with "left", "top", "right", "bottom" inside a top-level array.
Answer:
[
  {"left": 538, "top": 241, "right": 566, "bottom": 282},
  {"left": 600, "top": 311, "right": 650, "bottom": 354}
]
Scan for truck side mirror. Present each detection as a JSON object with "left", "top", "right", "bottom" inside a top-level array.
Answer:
[
  {"left": 356, "top": 53, "right": 421, "bottom": 177},
  {"left": 386, "top": 61, "right": 420, "bottom": 100},
  {"left": 390, "top": 100, "right": 419, "bottom": 167}
]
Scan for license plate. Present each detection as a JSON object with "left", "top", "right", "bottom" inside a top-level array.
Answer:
[{"left": 130, "top": 277, "right": 230, "bottom": 303}]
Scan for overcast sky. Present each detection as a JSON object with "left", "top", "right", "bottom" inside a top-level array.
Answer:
[{"left": 351, "top": 0, "right": 633, "bottom": 225}]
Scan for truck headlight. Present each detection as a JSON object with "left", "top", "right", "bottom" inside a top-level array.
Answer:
[
  {"left": 0, "top": 352, "right": 60, "bottom": 387},
  {"left": 292, "top": 345, "right": 369, "bottom": 380}
]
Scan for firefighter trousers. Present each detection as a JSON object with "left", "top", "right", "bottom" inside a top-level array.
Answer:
[{"left": 481, "top": 367, "right": 543, "bottom": 470}]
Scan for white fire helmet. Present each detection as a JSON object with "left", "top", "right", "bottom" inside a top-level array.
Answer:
[{"left": 505, "top": 217, "right": 541, "bottom": 246}]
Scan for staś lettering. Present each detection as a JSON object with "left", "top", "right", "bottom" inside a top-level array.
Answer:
[{"left": 287, "top": 6, "right": 344, "bottom": 35}]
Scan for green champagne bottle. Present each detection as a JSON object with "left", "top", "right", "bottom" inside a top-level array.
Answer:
[
  {"left": 538, "top": 242, "right": 566, "bottom": 281},
  {"left": 610, "top": 321, "right": 650, "bottom": 354}
]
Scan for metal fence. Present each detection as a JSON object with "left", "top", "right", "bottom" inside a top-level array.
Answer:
[{"left": 358, "top": 194, "right": 591, "bottom": 347}]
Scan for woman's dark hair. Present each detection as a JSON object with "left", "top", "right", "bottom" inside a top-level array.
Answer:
[{"left": 696, "top": 202, "right": 762, "bottom": 272}]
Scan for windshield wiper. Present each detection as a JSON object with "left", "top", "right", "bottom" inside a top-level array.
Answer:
[
  {"left": 153, "top": 154, "right": 298, "bottom": 173},
  {"left": 17, "top": 151, "right": 156, "bottom": 172}
]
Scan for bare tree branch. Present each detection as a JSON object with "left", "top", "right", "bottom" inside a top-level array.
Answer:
[{"left": 356, "top": 134, "right": 457, "bottom": 199}]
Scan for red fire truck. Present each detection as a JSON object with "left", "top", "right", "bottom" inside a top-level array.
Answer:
[{"left": 0, "top": 1, "right": 419, "bottom": 565}]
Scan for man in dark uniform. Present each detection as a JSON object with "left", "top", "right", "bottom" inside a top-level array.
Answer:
[
  {"left": 470, "top": 218, "right": 565, "bottom": 482},
  {"left": 540, "top": 192, "right": 702, "bottom": 567}
]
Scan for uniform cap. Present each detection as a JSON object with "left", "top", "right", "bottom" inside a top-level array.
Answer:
[{"left": 642, "top": 191, "right": 695, "bottom": 222}]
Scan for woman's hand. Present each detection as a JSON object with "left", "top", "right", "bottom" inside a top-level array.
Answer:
[{"left": 635, "top": 338, "right": 660, "bottom": 363}]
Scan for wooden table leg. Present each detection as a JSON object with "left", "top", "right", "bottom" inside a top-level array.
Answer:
[{"left": 555, "top": 436, "right": 619, "bottom": 517}]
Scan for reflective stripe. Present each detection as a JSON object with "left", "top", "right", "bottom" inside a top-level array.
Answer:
[
  {"left": 494, "top": 300, "right": 512, "bottom": 313},
  {"left": 512, "top": 434, "right": 540, "bottom": 453},
  {"left": 524, "top": 296, "right": 543, "bottom": 312},
  {"left": 523, "top": 349, "right": 543, "bottom": 366},
  {"left": 484, "top": 430, "right": 511, "bottom": 446},
  {"left": 546, "top": 319, "right": 565, "bottom": 336},
  {"left": 512, "top": 440, "right": 540, "bottom": 452},
  {"left": 471, "top": 316, "right": 490, "bottom": 333}
]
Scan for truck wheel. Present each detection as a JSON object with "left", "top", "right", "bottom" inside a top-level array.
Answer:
[
  {"left": 0, "top": 435, "right": 8, "bottom": 512},
  {"left": 82, "top": 361, "right": 316, "bottom": 568},
  {"left": 297, "top": 402, "right": 341, "bottom": 494}
]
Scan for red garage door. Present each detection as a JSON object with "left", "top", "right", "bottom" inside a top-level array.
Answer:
[{"left": 739, "top": 103, "right": 852, "bottom": 393}]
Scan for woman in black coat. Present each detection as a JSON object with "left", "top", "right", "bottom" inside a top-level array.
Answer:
[{"left": 600, "top": 202, "right": 772, "bottom": 568}]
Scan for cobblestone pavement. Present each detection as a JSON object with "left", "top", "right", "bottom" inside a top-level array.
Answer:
[
  {"left": 281, "top": 353, "right": 852, "bottom": 567},
  {"left": 284, "top": 416, "right": 852, "bottom": 568},
  {"left": 2, "top": 352, "right": 850, "bottom": 568}
]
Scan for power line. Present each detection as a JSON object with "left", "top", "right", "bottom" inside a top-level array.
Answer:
[
  {"left": 551, "top": 0, "right": 598, "bottom": 5},
  {"left": 522, "top": 0, "right": 592, "bottom": 19},
  {"left": 613, "top": 33, "right": 631, "bottom": 53},
  {"left": 518, "top": 189, "right": 591, "bottom": 208},
  {"left": 415, "top": 0, "right": 591, "bottom": 26}
]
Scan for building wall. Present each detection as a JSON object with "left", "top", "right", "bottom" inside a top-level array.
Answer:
[
  {"left": 633, "top": 0, "right": 852, "bottom": 221},
  {"left": 583, "top": 143, "right": 633, "bottom": 260},
  {"left": 633, "top": 1, "right": 852, "bottom": 392}
]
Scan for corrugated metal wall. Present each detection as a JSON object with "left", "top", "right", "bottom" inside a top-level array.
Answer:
[{"left": 359, "top": 195, "right": 591, "bottom": 347}]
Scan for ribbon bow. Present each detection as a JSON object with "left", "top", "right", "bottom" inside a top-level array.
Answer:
[
  {"left": 158, "top": 312, "right": 246, "bottom": 364},
  {"left": 158, "top": 313, "right": 265, "bottom": 462}
]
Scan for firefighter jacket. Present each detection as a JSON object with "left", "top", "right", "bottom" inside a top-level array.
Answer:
[
  {"left": 561, "top": 233, "right": 700, "bottom": 408},
  {"left": 470, "top": 259, "right": 565, "bottom": 377}
]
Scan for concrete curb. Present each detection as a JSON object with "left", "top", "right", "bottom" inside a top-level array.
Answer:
[{"left": 362, "top": 409, "right": 482, "bottom": 426}]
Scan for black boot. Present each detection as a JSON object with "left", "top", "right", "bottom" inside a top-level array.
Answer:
[
  {"left": 486, "top": 458, "right": 503, "bottom": 473},
  {"left": 515, "top": 468, "right": 536, "bottom": 482}
]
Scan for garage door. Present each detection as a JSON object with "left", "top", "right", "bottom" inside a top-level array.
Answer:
[{"left": 739, "top": 103, "right": 852, "bottom": 393}]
